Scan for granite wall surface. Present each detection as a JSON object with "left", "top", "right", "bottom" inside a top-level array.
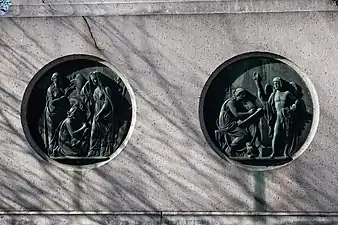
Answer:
[{"left": 0, "top": 1, "right": 338, "bottom": 224}]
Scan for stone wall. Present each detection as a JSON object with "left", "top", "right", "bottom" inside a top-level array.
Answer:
[{"left": 0, "top": 0, "right": 337, "bottom": 224}]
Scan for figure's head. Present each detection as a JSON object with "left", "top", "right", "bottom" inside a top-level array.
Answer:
[
  {"left": 89, "top": 71, "right": 102, "bottom": 86},
  {"left": 233, "top": 88, "right": 246, "bottom": 101},
  {"left": 273, "top": 77, "right": 282, "bottom": 90},
  {"left": 289, "top": 81, "right": 297, "bottom": 91},
  {"left": 75, "top": 73, "right": 84, "bottom": 87},
  {"left": 51, "top": 72, "right": 60, "bottom": 84}
]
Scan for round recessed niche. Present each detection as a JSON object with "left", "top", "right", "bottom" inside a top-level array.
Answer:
[
  {"left": 21, "top": 54, "right": 136, "bottom": 169},
  {"left": 200, "top": 52, "right": 319, "bottom": 170}
]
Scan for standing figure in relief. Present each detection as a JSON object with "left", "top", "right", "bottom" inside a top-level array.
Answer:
[
  {"left": 80, "top": 73, "right": 96, "bottom": 121},
  {"left": 68, "top": 73, "right": 86, "bottom": 104},
  {"left": 252, "top": 73, "right": 308, "bottom": 158},
  {"left": 44, "top": 72, "right": 70, "bottom": 155},
  {"left": 252, "top": 72, "right": 273, "bottom": 146},
  {"left": 266, "top": 77, "right": 299, "bottom": 158},
  {"left": 85, "top": 71, "right": 115, "bottom": 157}
]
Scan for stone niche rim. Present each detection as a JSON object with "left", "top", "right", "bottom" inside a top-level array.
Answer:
[
  {"left": 21, "top": 54, "right": 137, "bottom": 170},
  {"left": 199, "top": 51, "right": 320, "bottom": 171}
]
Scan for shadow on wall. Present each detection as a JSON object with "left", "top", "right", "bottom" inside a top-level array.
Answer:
[
  {"left": 163, "top": 218, "right": 338, "bottom": 225},
  {"left": 0, "top": 15, "right": 337, "bottom": 224}
]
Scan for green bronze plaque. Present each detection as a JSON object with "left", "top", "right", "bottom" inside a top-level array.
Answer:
[
  {"left": 21, "top": 55, "right": 136, "bottom": 168},
  {"left": 200, "top": 52, "right": 319, "bottom": 170}
]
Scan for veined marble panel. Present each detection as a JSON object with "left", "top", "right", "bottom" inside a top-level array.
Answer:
[
  {"left": 2, "top": 0, "right": 338, "bottom": 17},
  {"left": 0, "top": 213, "right": 337, "bottom": 225},
  {"left": 0, "top": 10, "right": 337, "bottom": 220}
]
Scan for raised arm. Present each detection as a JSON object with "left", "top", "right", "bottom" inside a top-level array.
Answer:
[{"left": 252, "top": 72, "right": 269, "bottom": 103}]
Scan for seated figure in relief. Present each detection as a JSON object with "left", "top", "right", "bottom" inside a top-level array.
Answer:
[
  {"left": 51, "top": 103, "right": 90, "bottom": 157},
  {"left": 217, "top": 88, "right": 262, "bottom": 157}
]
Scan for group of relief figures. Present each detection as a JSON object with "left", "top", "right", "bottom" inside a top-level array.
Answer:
[
  {"left": 43, "top": 71, "right": 119, "bottom": 158},
  {"left": 216, "top": 72, "right": 311, "bottom": 159}
]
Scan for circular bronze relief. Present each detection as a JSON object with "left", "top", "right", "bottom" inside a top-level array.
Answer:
[
  {"left": 21, "top": 55, "right": 136, "bottom": 168},
  {"left": 200, "top": 52, "right": 319, "bottom": 170}
]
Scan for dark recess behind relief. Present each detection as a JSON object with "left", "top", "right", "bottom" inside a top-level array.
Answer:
[
  {"left": 204, "top": 57, "right": 264, "bottom": 138},
  {"left": 25, "top": 59, "right": 132, "bottom": 166},
  {"left": 203, "top": 56, "right": 313, "bottom": 167},
  {"left": 204, "top": 57, "right": 313, "bottom": 143}
]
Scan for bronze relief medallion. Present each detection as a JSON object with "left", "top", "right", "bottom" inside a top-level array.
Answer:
[
  {"left": 21, "top": 55, "right": 136, "bottom": 168},
  {"left": 200, "top": 52, "right": 319, "bottom": 170}
]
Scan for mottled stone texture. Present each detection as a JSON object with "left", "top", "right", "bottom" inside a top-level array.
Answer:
[
  {"left": 0, "top": 9, "right": 337, "bottom": 225},
  {"left": 0, "top": 215, "right": 337, "bottom": 225},
  {"left": 4, "top": 0, "right": 338, "bottom": 17}
]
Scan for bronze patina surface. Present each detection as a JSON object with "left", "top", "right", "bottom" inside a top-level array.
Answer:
[
  {"left": 21, "top": 55, "right": 133, "bottom": 166},
  {"left": 200, "top": 53, "right": 316, "bottom": 169}
]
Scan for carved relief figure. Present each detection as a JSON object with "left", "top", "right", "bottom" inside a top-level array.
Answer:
[
  {"left": 266, "top": 77, "right": 298, "bottom": 157},
  {"left": 68, "top": 73, "right": 86, "bottom": 105},
  {"left": 44, "top": 72, "right": 70, "bottom": 155},
  {"left": 203, "top": 56, "right": 315, "bottom": 168},
  {"left": 52, "top": 103, "right": 90, "bottom": 157},
  {"left": 217, "top": 88, "right": 262, "bottom": 157},
  {"left": 216, "top": 72, "right": 310, "bottom": 161},
  {"left": 252, "top": 73, "right": 309, "bottom": 158},
  {"left": 288, "top": 81, "right": 311, "bottom": 153},
  {"left": 86, "top": 71, "right": 115, "bottom": 157},
  {"left": 23, "top": 55, "right": 134, "bottom": 166},
  {"left": 41, "top": 69, "right": 124, "bottom": 159}
]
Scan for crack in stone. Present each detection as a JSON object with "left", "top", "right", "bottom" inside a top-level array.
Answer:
[
  {"left": 41, "top": 0, "right": 54, "bottom": 11},
  {"left": 82, "top": 16, "right": 101, "bottom": 51}
]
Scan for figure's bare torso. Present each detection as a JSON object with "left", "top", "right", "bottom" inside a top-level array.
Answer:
[{"left": 274, "top": 90, "right": 289, "bottom": 114}]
